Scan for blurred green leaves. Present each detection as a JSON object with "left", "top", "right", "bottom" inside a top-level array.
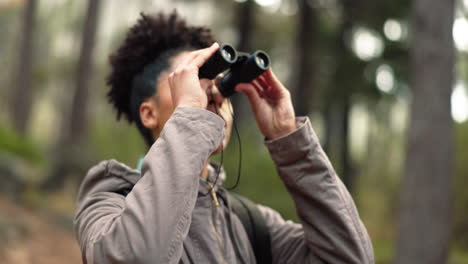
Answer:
[{"left": 0, "top": 125, "right": 43, "bottom": 165}]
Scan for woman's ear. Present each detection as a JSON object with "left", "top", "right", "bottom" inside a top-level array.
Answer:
[{"left": 139, "top": 100, "right": 159, "bottom": 130}]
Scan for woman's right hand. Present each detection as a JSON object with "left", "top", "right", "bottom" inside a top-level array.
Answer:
[{"left": 168, "top": 42, "right": 219, "bottom": 109}]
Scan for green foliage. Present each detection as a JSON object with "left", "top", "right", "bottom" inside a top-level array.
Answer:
[
  {"left": 450, "top": 245, "right": 468, "bottom": 264},
  {"left": 453, "top": 121, "right": 468, "bottom": 248},
  {"left": 87, "top": 109, "right": 146, "bottom": 167},
  {"left": 0, "top": 124, "right": 43, "bottom": 165},
  {"left": 373, "top": 239, "right": 394, "bottom": 264}
]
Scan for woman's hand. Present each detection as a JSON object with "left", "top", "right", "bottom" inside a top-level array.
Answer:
[
  {"left": 235, "top": 69, "right": 297, "bottom": 140},
  {"left": 168, "top": 43, "right": 219, "bottom": 109}
]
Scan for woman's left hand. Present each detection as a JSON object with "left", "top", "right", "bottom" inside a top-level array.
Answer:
[{"left": 235, "top": 69, "right": 297, "bottom": 140}]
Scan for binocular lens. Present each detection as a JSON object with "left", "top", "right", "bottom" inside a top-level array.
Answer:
[
  {"left": 198, "top": 44, "right": 271, "bottom": 98},
  {"left": 255, "top": 53, "right": 269, "bottom": 69},
  {"left": 253, "top": 51, "right": 270, "bottom": 70},
  {"left": 221, "top": 48, "right": 234, "bottom": 61},
  {"left": 199, "top": 44, "right": 237, "bottom": 80},
  {"left": 218, "top": 50, "right": 271, "bottom": 97},
  {"left": 255, "top": 56, "right": 265, "bottom": 68}
]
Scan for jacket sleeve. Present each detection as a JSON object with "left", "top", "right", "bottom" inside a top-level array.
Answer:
[
  {"left": 262, "top": 117, "right": 374, "bottom": 264},
  {"left": 73, "top": 107, "right": 225, "bottom": 264}
]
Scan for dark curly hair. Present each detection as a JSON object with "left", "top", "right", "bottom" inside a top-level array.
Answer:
[{"left": 106, "top": 11, "right": 215, "bottom": 146}]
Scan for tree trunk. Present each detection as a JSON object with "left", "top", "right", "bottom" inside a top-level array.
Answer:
[
  {"left": 293, "top": 0, "right": 317, "bottom": 117},
  {"left": 236, "top": 0, "right": 254, "bottom": 52},
  {"left": 43, "top": 0, "right": 102, "bottom": 191},
  {"left": 324, "top": 0, "right": 354, "bottom": 191},
  {"left": 394, "top": 0, "right": 454, "bottom": 262},
  {"left": 340, "top": 96, "right": 352, "bottom": 189},
  {"left": 324, "top": 100, "right": 353, "bottom": 190},
  {"left": 67, "top": 0, "right": 101, "bottom": 145},
  {"left": 9, "top": 0, "right": 37, "bottom": 135},
  {"left": 232, "top": 0, "right": 255, "bottom": 123}
]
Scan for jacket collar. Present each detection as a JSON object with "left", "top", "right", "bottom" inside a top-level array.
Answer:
[{"left": 197, "top": 162, "right": 226, "bottom": 195}]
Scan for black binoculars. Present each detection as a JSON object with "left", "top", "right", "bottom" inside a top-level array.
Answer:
[{"left": 199, "top": 44, "right": 271, "bottom": 98}]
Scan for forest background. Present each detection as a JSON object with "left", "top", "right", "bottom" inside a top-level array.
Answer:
[{"left": 1, "top": 0, "right": 468, "bottom": 263}]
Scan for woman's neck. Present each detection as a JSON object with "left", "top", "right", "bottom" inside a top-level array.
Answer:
[{"left": 200, "top": 161, "right": 209, "bottom": 180}]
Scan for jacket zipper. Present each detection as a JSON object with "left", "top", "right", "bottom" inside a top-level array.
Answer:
[{"left": 207, "top": 183, "right": 228, "bottom": 264}]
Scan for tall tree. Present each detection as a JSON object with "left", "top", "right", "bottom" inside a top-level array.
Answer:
[
  {"left": 236, "top": 0, "right": 254, "bottom": 52},
  {"left": 43, "top": 0, "right": 102, "bottom": 190},
  {"left": 323, "top": 0, "right": 356, "bottom": 191},
  {"left": 9, "top": 0, "right": 37, "bottom": 135},
  {"left": 232, "top": 0, "right": 256, "bottom": 121},
  {"left": 292, "top": 0, "right": 317, "bottom": 117},
  {"left": 395, "top": 0, "right": 454, "bottom": 262},
  {"left": 67, "top": 0, "right": 102, "bottom": 146}
]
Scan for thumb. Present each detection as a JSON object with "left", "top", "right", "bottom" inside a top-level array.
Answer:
[
  {"left": 263, "top": 69, "right": 279, "bottom": 84},
  {"left": 236, "top": 83, "right": 261, "bottom": 105},
  {"left": 199, "top": 78, "right": 213, "bottom": 92}
]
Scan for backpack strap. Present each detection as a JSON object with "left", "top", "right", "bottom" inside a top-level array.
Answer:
[{"left": 227, "top": 191, "right": 272, "bottom": 264}]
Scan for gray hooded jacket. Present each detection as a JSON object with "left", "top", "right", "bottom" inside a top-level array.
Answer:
[{"left": 74, "top": 107, "right": 374, "bottom": 264}]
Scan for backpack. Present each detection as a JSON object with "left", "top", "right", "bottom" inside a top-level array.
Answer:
[{"left": 226, "top": 191, "right": 272, "bottom": 264}]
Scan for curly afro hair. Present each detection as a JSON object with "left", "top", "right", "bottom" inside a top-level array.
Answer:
[{"left": 106, "top": 11, "right": 215, "bottom": 146}]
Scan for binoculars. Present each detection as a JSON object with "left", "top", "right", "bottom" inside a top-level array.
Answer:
[{"left": 199, "top": 44, "right": 271, "bottom": 97}]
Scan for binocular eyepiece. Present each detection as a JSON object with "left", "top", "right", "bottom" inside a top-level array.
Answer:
[{"left": 199, "top": 44, "right": 271, "bottom": 97}]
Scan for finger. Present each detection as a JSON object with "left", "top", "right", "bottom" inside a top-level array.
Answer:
[
  {"left": 258, "top": 74, "right": 282, "bottom": 98},
  {"left": 168, "top": 72, "right": 174, "bottom": 88},
  {"left": 174, "top": 45, "right": 213, "bottom": 69},
  {"left": 236, "top": 83, "right": 262, "bottom": 106},
  {"left": 262, "top": 68, "right": 280, "bottom": 83},
  {"left": 261, "top": 69, "right": 288, "bottom": 97},
  {"left": 171, "top": 43, "right": 218, "bottom": 72},
  {"left": 175, "top": 50, "right": 202, "bottom": 69},
  {"left": 256, "top": 75, "right": 271, "bottom": 91},
  {"left": 199, "top": 78, "right": 212, "bottom": 93},
  {"left": 208, "top": 85, "right": 225, "bottom": 107},
  {"left": 189, "top": 42, "right": 219, "bottom": 67},
  {"left": 190, "top": 42, "right": 219, "bottom": 68},
  {"left": 252, "top": 80, "right": 266, "bottom": 97}
]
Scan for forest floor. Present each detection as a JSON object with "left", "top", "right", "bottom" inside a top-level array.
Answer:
[{"left": 0, "top": 195, "right": 81, "bottom": 264}]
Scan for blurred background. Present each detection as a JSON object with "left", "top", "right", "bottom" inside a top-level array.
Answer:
[{"left": 0, "top": 0, "right": 467, "bottom": 263}]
